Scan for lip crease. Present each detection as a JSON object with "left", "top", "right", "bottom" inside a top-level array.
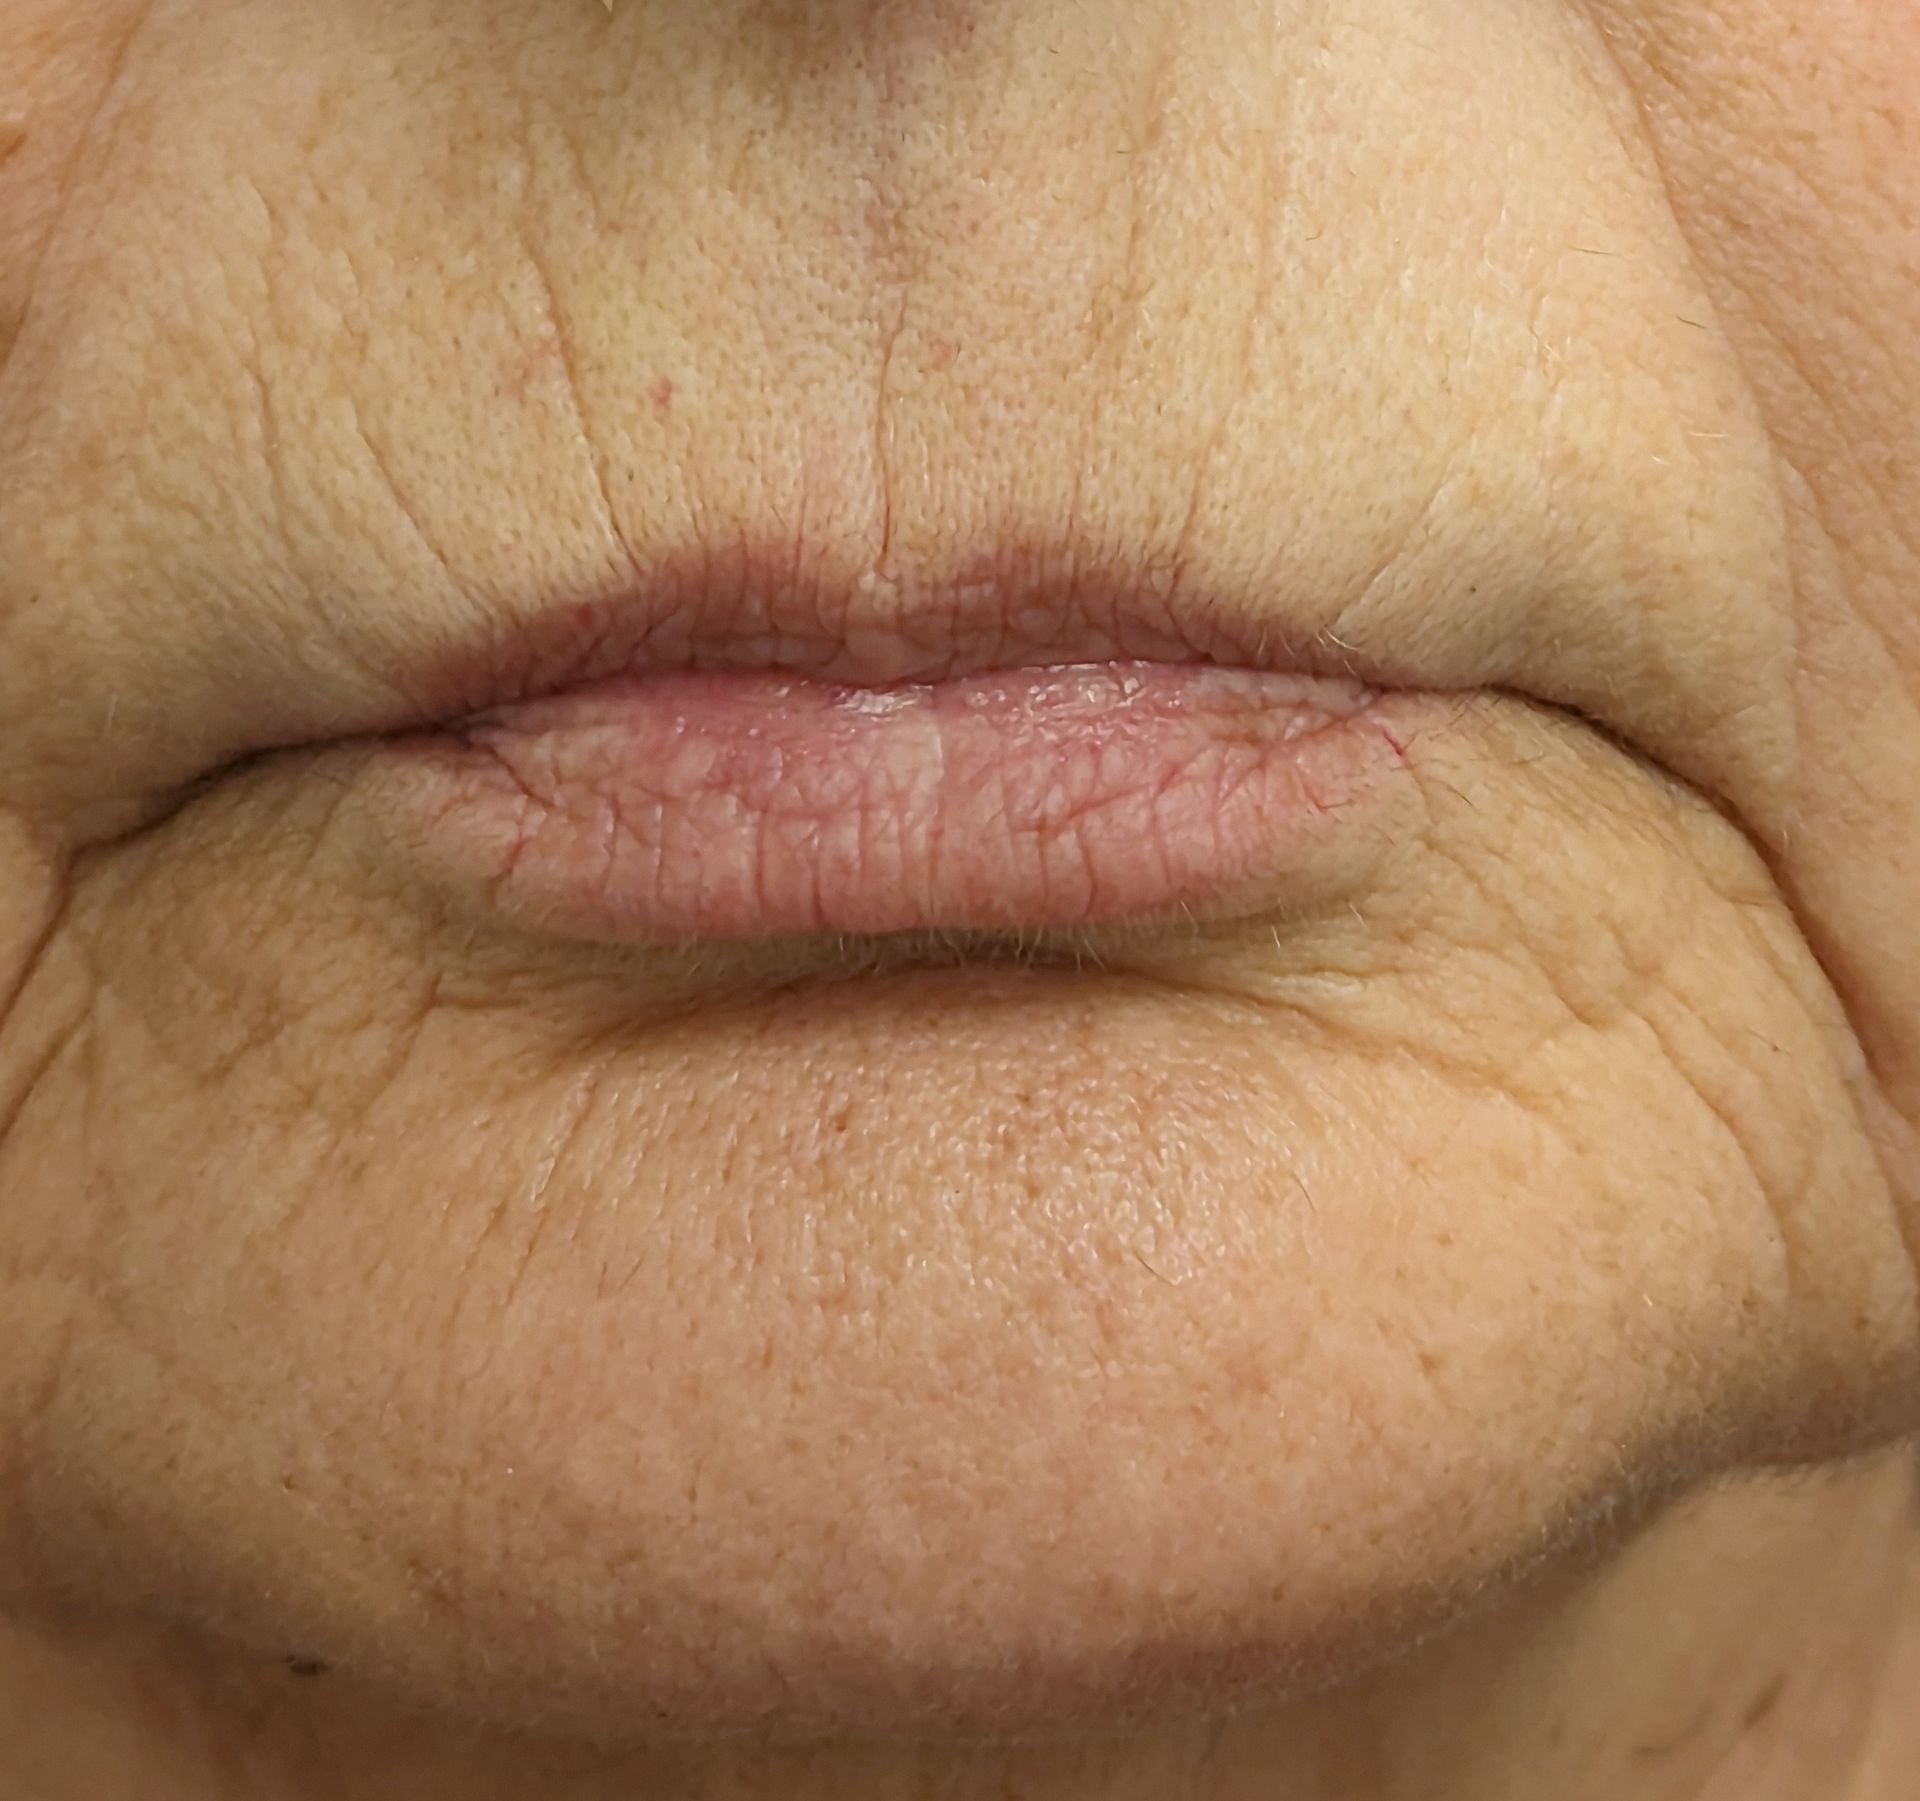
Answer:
[{"left": 365, "top": 547, "right": 1456, "bottom": 945}]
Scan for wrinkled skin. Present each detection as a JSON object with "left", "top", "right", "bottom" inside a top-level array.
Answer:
[{"left": 2, "top": 1, "right": 1919, "bottom": 1795}]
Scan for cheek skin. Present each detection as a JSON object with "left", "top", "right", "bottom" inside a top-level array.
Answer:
[
  {"left": 1575, "top": 0, "right": 1920, "bottom": 1263},
  {"left": 0, "top": 698, "right": 1908, "bottom": 1744},
  {"left": 0, "top": 1, "right": 150, "bottom": 373}
]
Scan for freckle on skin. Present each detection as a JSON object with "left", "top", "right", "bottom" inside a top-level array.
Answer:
[{"left": 0, "top": 116, "right": 27, "bottom": 167}]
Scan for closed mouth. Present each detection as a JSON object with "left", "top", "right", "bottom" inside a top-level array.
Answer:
[{"left": 362, "top": 556, "right": 1463, "bottom": 946}]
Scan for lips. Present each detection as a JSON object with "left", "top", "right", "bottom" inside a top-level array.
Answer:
[{"left": 357, "top": 574, "right": 1457, "bottom": 946}]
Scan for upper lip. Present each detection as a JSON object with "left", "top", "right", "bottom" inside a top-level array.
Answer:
[{"left": 417, "top": 534, "right": 1424, "bottom": 729}]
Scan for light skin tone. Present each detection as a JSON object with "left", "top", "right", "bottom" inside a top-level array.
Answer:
[{"left": 1, "top": 1, "right": 1918, "bottom": 1796}]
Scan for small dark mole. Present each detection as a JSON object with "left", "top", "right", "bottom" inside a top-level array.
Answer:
[{"left": 284, "top": 1654, "right": 330, "bottom": 1678}]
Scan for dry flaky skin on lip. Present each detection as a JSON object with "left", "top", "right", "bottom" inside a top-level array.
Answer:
[
  {"left": 0, "top": 0, "right": 1918, "bottom": 1786},
  {"left": 388, "top": 662, "right": 1407, "bottom": 943}
]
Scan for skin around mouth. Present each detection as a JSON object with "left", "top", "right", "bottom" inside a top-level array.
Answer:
[{"left": 0, "top": 1, "right": 1917, "bottom": 1793}]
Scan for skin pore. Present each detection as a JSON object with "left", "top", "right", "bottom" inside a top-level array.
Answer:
[{"left": 2, "top": 1, "right": 1919, "bottom": 1796}]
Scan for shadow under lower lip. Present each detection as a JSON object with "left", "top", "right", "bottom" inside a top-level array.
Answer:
[{"left": 379, "top": 661, "right": 1413, "bottom": 945}]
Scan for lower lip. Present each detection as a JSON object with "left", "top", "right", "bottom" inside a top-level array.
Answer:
[{"left": 376, "top": 661, "right": 1421, "bottom": 944}]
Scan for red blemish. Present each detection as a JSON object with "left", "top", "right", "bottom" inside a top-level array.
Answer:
[
  {"left": 652, "top": 377, "right": 676, "bottom": 418},
  {"left": 925, "top": 338, "right": 958, "bottom": 373},
  {"left": 496, "top": 337, "right": 562, "bottom": 402},
  {"left": 1376, "top": 721, "right": 1409, "bottom": 758}
]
